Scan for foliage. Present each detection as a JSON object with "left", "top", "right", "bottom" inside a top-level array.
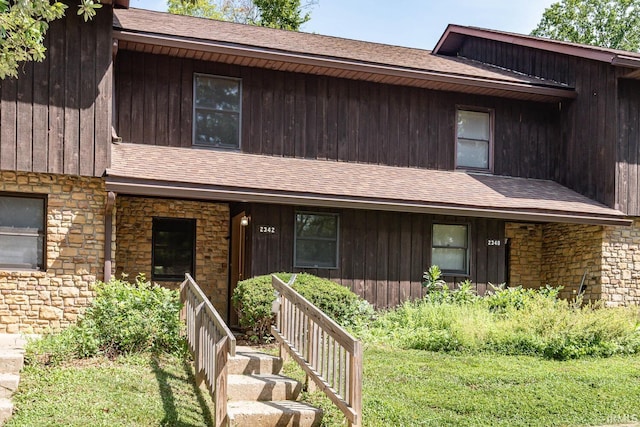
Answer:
[
  {"left": 232, "top": 273, "right": 375, "bottom": 340},
  {"left": 363, "top": 283, "right": 640, "bottom": 360},
  {"left": 26, "top": 276, "right": 184, "bottom": 365},
  {"left": 252, "top": 0, "right": 309, "bottom": 30},
  {"left": 422, "top": 265, "right": 478, "bottom": 305},
  {"left": 167, "top": 0, "right": 314, "bottom": 30},
  {"left": 531, "top": 0, "right": 640, "bottom": 51},
  {"left": 0, "top": 0, "right": 101, "bottom": 79}
]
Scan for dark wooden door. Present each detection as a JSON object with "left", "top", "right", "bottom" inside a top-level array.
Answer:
[{"left": 229, "top": 212, "right": 247, "bottom": 326}]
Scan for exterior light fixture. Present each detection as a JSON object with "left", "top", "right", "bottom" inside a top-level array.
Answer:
[{"left": 240, "top": 215, "right": 250, "bottom": 227}]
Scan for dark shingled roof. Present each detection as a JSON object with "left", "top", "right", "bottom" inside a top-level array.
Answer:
[{"left": 106, "top": 143, "right": 629, "bottom": 226}]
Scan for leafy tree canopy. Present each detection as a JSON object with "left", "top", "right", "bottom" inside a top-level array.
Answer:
[
  {"left": 531, "top": 0, "right": 640, "bottom": 51},
  {"left": 167, "top": 0, "right": 313, "bottom": 31},
  {"left": 0, "top": 0, "right": 102, "bottom": 79}
]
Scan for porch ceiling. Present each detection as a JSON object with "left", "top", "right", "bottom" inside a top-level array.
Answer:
[{"left": 105, "top": 143, "right": 631, "bottom": 227}]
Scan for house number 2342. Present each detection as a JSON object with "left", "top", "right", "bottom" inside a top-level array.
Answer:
[
  {"left": 487, "top": 239, "right": 501, "bottom": 246},
  {"left": 259, "top": 226, "right": 276, "bottom": 234}
]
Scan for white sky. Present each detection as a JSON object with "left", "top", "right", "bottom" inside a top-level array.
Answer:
[{"left": 128, "top": 0, "right": 557, "bottom": 50}]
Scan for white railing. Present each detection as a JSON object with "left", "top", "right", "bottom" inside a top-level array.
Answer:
[
  {"left": 271, "top": 274, "right": 363, "bottom": 427},
  {"left": 181, "top": 274, "right": 236, "bottom": 427}
]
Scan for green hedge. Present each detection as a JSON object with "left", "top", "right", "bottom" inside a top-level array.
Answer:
[{"left": 232, "top": 273, "right": 374, "bottom": 340}]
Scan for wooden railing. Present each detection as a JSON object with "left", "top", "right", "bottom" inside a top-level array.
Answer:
[
  {"left": 180, "top": 274, "right": 236, "bottom": 427},
  {"left": 271, "top": 275, "right": 363, "bottom": 427}
]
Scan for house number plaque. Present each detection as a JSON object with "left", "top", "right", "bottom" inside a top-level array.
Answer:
[
  {"left": 259, "top": 225, "right": 277, "bottom": 234},
  {"left": 487, "top": 239, "right": 501, "bottom": 246}
]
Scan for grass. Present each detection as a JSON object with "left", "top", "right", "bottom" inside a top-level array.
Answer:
[
  {"left": 7, "top": 346, "right": 640, "bottom": 427},
  {"left": 6, "top": 353, "right": 215, "bottom": 427}
]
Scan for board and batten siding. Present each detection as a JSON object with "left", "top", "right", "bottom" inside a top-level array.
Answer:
[
  {"left": 238, "top": 203, "right": 506, "bottom": 309},
  {"left": 115, "top": 50, "right": 561, "bottom": 181},
  {"left": 618, "top": 78, "right": 640, "bottom": 216},
  {"left": 0, "top": 5, "right": 112, "bottom": 177},
  {"left": 458, "top": 37, "right": 625, "bottom": 210}
]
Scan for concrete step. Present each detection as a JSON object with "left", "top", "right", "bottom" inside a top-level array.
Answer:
[
  {"left": 0, "top": 351, "right": 23, "bottom": 376},
  {"left": 0, "top": 374, "right": 19, "bottom": 399},
  {"left": 228, "top": 374, "right": 302, "bottom": 402},
  {"left": 0, "top": 398, "right": 13, "bottom": 426},
  {"left": 227, "top": 400, "right": 322, "bottom": 427},
  {"left": 228, "top": 347, "right": 283, "bottom": 375}
]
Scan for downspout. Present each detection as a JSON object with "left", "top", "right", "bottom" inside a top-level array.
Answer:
[{"left": 104, "top": 191, "right": 116, "bottom": 281}]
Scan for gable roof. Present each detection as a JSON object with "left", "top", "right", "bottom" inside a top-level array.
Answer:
[
  {"left": 113, "top": 8, "right": 574, "bottom": 102},
  {"left": 105, "top": 143, "right": 630, "bottom": 226},
  {"left": 434, "top": 24, "right": 640, "bottom": 70}
]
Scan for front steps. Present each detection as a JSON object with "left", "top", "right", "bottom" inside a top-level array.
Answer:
[
  {"left": 226, "top": 346, "right": 322, "bottom": 427},
  {"left": 0, "top": 335, "right": 26, "bottom": 426}
]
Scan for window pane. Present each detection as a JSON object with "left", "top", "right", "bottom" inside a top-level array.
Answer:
[
  {"left": 432, "top": 248, "right": 466, "bottom": 272},
  {"left": 295, "top": 240, "right": 337, "bottom": 268},
  {"left": 432, "top": 224, "right": 467, "bottom": 248},
  {"left": 457, "top": 139, "right": 489, "bottom": 169},
  {"left": 458, "top": 110, "right": 489, "bottom": 140},
  {"left": 195, "top": 76, "right": 240, "bottom": 111},
  {"left": 194, "top": 110, "right": 240, "bottom": 148},
  {"left": 152, "top": 219, "right": 195, "bottom": 280},
  {"left": 296, "top": 213, "right": 337, "bottom": 239},
  {"left": 0, "top": 234, "right": 43, "bottom": 269},
  {"left": 0, "top": 196, "right": 44, "bottom": 229}
]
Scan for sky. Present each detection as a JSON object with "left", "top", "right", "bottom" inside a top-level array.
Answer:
[{"left": 127, "top": 0, "right": 558, "bottom": 50}]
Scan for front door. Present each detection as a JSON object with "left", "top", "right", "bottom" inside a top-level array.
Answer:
[{"left": 229, "top": 212, "right": 247, "bottom": 326}]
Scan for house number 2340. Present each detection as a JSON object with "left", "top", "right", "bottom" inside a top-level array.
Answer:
[{"left": 487, "top": 239, "right": 501, "bottom": 246}]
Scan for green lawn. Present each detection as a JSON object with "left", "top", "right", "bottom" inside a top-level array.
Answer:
[{"left": 8, "top": 348, "right": 640, "bottom": 427}]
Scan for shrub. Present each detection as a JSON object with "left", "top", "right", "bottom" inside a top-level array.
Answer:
[
  {"left": 26, "top": 275, "right": 184, "bottom": 365},
  {"left": 232, "top": 273, "right": 375, "bottom": 340}
]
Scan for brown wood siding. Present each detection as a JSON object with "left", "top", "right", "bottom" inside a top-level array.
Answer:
[
  {"left": 115, "top": 50, "right": 561, "bottom": 180},
  {"left": 458, "top": 37, "right": 620, "bottom": 209},
  {"left": 0, "top": 4, "right": 112, "bottom": 177},
  {"left": 240, "top": 203, "right": 506, "bottom": 309},
  {"left": 618, "top": 79, "right": 640, "bottom": 215}
]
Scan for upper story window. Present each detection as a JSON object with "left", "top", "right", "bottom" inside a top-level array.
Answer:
[
  {"left": 193, "top": 74, "right": 241, "bottom": 149},
  {"left": 456, "top": 108, "right": 493, "bottom": 172},
  {"left": 294, "top": 212, "right": 339, "bottom": 269},
  {"left": 0, "top": 194, "right": 45, "bottom": 270},
  {"left": 431, "top": 223, "right": 469, "bottom": 275},
  {"left": 152, "top": 217, "right": 196, "bottom": 281}
]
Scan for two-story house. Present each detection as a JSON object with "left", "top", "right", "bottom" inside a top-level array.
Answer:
[{"left": 1, "top": 2, "right": 639, "bottom": 333}]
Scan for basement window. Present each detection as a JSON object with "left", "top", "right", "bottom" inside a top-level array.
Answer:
[
  {"left": 0, "top": 195, "right": 46, "bottom": 270},
  {"left": 193, "top": 74, "right": 241, "bottom": 149},
  {"left": 152, "top": 218, "right": 196, "bottom": 281},
  {"left": 431, "top": 223, "right": 469, "bottom": 275},
  {"left": 294, "top": 212, "right": 339, "bottom": 269}
]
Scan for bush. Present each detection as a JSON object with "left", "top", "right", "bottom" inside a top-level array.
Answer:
[
  {"left": 232, "top": 273, "right": 375, "bottom": 340},
  {"left": 26, "top": 275, "right": 184, "bottom": 365},
  {"left": 363, "top": 285, "right": 640, "bottom": 360}
]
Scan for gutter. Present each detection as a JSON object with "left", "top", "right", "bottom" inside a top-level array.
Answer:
[
  {"left": 104, "top": 191, "right": 116, "bottom": 282},
  {"left": 112, "top": 30, "right": 576, "bottom": 101},
  {"left": 104, "top": 177, "right": 631, "bottom": 227}
]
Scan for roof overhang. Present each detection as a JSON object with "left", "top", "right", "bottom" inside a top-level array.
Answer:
[
  {"left": 105, "top": 176, "right": 631, "bottom": 226},
  {"left": 112, "top": 29, "right": 575, "bottom": 103},
  {"left": 434, "top": 24, "right": 640, "bottom": 69},
  {"left": 105, "top": 143, "right": 630, "bottom": 227}
]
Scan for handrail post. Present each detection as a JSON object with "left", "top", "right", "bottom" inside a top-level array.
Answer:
[
  {"left": 194, "top": 301, "right": 205, "bottom": 388},
  {"left": 349, "top": 341, "right": 363, "bottom": 427},
  {"left": 215, "top": 336, "right": 229, "bottom": 427}
]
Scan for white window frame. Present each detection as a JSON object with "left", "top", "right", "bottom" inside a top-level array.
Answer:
[
  {"left": 192, "top": 73, "right": 242, "bottom": 150},
  {"left": 431, "top": 223, "right": 470, "bottom": 275},
  {"left": 0, "top": 194, "right": 46, "bottom": 271},
  {"left": 455, "top": 107, "right": 494, "bottom": 172},
  {"left": 294, "top": 212, "right": 340, "bottom": 269}
]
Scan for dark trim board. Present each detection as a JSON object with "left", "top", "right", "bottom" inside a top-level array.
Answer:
[{"left": 236, "top": 202, "right": 507, "bottom": 309}]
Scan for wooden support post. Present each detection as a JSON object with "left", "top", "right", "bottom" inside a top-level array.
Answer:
[
  {"left": 348, "top": 341, "right": 363, "bottom": 427},
  {"left": 215, "top": 336, "right": 229, "bottom": 427}
]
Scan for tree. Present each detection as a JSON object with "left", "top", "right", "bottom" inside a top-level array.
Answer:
[
  {"left": 168, "top": 0, "right": 314, "bottom": 31},
  {"left": 0, "top": 0, "right": 102, "bottom": 79},
  {"left": 531, "top": 0, "right": 640, "bottom": 51}
]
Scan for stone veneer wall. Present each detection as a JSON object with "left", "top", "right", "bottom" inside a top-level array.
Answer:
[
  {"left": 540, "top": 223, "right": 604, "bottom": 302},
  {"left": 505, "top": 223, "right": 543, "bottom": 289},
  {"left": 601, "top": 219, "right": 640, "bottom": 306},
  {"left": 115, "top": 196, "right": 229, "bottom": 317},
  {"left": 0, "top": 172, "right": 112, "bottom": 333}
]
